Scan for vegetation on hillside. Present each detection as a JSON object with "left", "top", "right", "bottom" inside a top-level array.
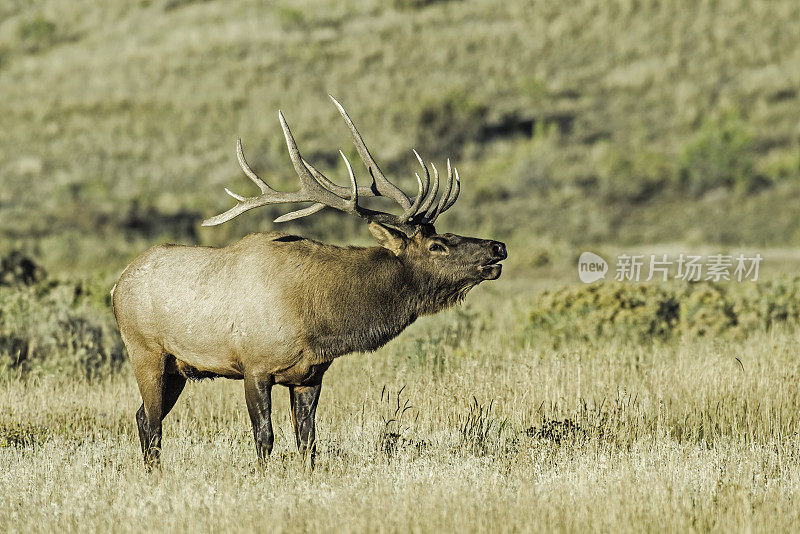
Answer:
[{"left": 2, "top": 0, "right": 800, "bottom": 279}]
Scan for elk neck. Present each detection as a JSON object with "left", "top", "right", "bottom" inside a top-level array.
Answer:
[{"left": 298, "top": 244, "right": 466, "bottom": 360}]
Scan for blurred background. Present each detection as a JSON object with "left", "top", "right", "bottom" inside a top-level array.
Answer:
[{"left": 2, "top": 0, "right": 800, "bottom": 375}]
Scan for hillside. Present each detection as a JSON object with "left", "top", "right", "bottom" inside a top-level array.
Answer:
[{"left": 1, "top": 0, "right": 800, "bottom": 281}]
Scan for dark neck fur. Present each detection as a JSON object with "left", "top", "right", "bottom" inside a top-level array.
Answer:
[{"left": 299, "top": 245, "right": 471, "bottom": 360}]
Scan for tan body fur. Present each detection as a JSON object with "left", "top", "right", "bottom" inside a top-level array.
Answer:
[{"left": 114, "top": 232, "right": 424, "bottom": 387}]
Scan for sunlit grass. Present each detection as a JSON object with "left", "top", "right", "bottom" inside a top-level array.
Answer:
[{"left": 2, "top": 290, "right": 800, "bottom": 531}]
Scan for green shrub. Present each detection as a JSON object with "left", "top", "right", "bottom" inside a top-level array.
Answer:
[
  {"left": 528, "top": 278, "right": 800, "bottom": 345},
  {"left": 530, "top": 283, "right": 680, "bottom": 344},
  {"left": 17, "top": 17, "right": 57, "bottom": 53},
  {"left": 758, "top": 149, "right": 800, "bottom": 184},
  {"left": 414, "top": 89, "right": 488, "bottom": 159},
  {"left": 0, "top": 254, "right": 123, "bottom": 379},
  {"left": 679, "top": 112, "right": 758, "bottom": 196},
  {"left": 161, "top": 0, "right": 212, "bottom": 11},
  {"left": 596, "top": 145, "right": 674, "bottom": 203},
  {"left": 677, "top": 283, "right": 739, "bottom": 338},
  {"left": 393, "top": 0, "right": 455, "bottom": 10},
  {"left": 275, "top": 6, "right": 305, "bottom": 27}
]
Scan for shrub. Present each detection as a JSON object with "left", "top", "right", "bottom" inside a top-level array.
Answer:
[
  {"left": 0, "top": 253, "right": 123, "bottom": 379},
  {"left": 414, "top": 90, "right": 488, "bottom": 159},
  {"left": 530, "top": 283, "right": 680, "bottom": 344},
  {"left": 275, "top": 6, "right": 305, "bottom": 27},
  {"left": 528, "top": 278, "right": 800, "bottom": 345},
  {"left": 1, "top": 250, "right": 47, "bottom": 286},
  {"left": 679, "top": 112, "right": 758, "bottom": 196},
  {"left": 161, "top": 0, "right": 213, "bottom": 11},
  {"left": 17, "top": 17, "right": 58, "bottom": 53},
  {"left": 758, "top": 149, "right": 800, "bottom": 184},
  {"left": 393, "top": 0, "right": 455, "bottom": 10},
  {"left": 596, "top": 145, "right": 674, "bottom": 203}
]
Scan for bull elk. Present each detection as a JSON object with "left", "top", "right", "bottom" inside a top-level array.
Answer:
[{"left": 112, "top": 96, "right": 507, "bottom": 468}]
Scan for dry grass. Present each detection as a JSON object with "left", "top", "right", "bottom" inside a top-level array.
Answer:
[{"left": 2, "top": 285, "right": 800, "bottom": 532}]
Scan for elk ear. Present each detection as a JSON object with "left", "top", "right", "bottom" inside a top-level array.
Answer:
[{"left": 368, "top": 222, "right": 407, "bottom": 255}]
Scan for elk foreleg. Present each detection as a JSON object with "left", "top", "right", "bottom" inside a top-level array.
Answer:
[
  {"left": 289, "top": 382, "right": 323, "bottom": 468},
  {"left": 244, "top": 373, "right": 275, "bottom": 464}
]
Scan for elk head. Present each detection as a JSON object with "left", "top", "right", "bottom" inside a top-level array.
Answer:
[
  {"left": 202, "top": 95, "right": 506, "bottom": 299},
  {"left": 367, "top": 222, "right": 506, "bottom": 306}
]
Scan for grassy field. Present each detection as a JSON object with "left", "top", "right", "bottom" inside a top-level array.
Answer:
[
  {"left": 2, "top": 284, "right": 800, "bottom": 532},
  {"left": 3, "top": 0, "right": 800, "bottom": 532}
]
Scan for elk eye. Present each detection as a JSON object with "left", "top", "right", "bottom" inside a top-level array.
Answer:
[{"left": 429, "top": 243, "right": 447, "bottom": 253}]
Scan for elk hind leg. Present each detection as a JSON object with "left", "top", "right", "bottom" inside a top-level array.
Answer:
[
  {"left": 135, "top": 372, "right": 186, "bottom": 461},
  {"left": 129, "top": 344, "right": 185, "bottom": 469}
]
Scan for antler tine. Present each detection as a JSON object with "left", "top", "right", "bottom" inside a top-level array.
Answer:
[
  {"left": 412, "top": 149, "right": 430, "bottom": 199},
  {"left": 273, "top": 203, "right": 326, "bottom": 223},
  {"left": 329, "top": 95, "right": 411, "bottom": 211},
  {"left": 224, "top": 188, "right": 246, "bottom": 202},
  {"left": 344, "top": 151, "right": 422, "bottom": 228},
  {"left": 302, "top": 158, "right": 344, "bottom": 193},
  {"left": 441, "top": 167, "right": 461, "bottom": 212},
  {"left": 202, "top": 190, "right": 285, "bottom": 227},
  {"left": 420, "top": 161, "right": 440, "bottom": 220},
  {"left": 301, "top": 157, "right": 376, "bottom": 198},
  {"left": 401, "top": 171, "right": 426, "bottom": 222},
  {"left": 339, "top": 149, "right": 358, "bottom": 207},
  {"left": 428, "top": 158, "right": 455, "bottom": 223},
  {"left": 275, "top": 151, "right": 358, "bottom": 223},
  {"left": 236, "top": 139, "right": 273, "bottom": 194},
  {"left": 278, "top": 111, "right": 349, "bottom": 209}
]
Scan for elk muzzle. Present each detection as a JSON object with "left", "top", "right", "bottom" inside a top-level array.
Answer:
[{"left": 478, "top": 240, "right": 507, "bottom": 280}]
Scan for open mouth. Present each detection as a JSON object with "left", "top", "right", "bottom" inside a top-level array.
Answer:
[{"left": 478, "top": 259, "right": 503, "bottom": 280}]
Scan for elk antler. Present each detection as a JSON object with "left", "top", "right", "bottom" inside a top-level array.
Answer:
[{"left": 201, "top": 96, "right": 461, "bottom": 234}]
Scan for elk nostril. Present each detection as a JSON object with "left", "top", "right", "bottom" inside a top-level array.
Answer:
[{"left": 493, "top": 242, "right": 507, "bottom": 259}]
